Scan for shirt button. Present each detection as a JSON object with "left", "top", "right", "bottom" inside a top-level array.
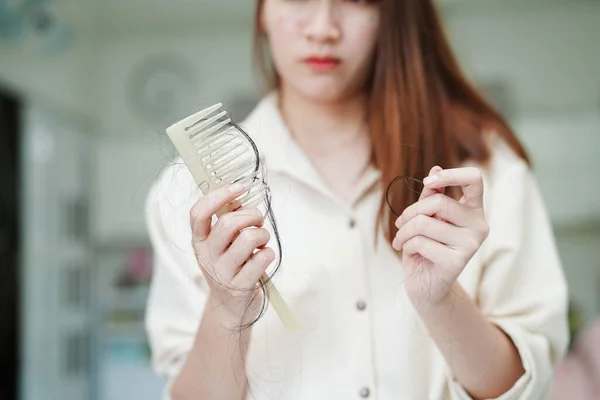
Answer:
[
  {"left": 359, "top": 387, "right": 370, "bottom": 398},
  {"left": 349, "top": 218, "right": 356, "bottom": 228},
  {"left": 356, "top": 300, "right": 367, "bottom": 311}
]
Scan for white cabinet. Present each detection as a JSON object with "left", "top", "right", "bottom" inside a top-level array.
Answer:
[
  {"left": 21, "top": 103, "right": 94, "bottom": 400},
  {"left": 93, "top": 243, "right": 166, "bottom": 400}
]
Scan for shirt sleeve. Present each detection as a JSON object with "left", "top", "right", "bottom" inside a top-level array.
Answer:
[
  {"left": 448, "top": 142, "right": 570, "bottom": 399},
  {"left": 144, "top": 163, "right": 209, "bottom": 396}
]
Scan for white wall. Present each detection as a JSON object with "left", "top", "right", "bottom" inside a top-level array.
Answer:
[
  {"left": 513, "top": 114, "right": 599, "bottom": 226},
  {"left": 447, "top": 3, "right": 600, "bottom": 114},
  {"left": 94, "top": 31, "right": 258, "bottom": 139},
  {"left": 91, "top": 29, "right": 260, "bottom": 242},
  {"left": 0, "top": 37, "right": 94, "bottom": 117},
  {"left": 445, "top": 4, "right": 600, "bottom": 226}
]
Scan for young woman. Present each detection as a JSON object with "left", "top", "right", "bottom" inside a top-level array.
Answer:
[{"left": 145, "top": 0, "right": 568, "bottom": 399}]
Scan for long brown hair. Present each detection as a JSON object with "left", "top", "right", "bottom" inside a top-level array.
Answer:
[{"left": 253, "top": 0, "right": 529, "bottom": 246}]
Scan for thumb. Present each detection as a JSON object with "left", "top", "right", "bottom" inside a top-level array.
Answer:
[{"left": 419, "top": 166, "right": 444, "bottom": 200}]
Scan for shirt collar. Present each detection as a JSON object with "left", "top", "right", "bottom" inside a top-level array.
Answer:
[{"left": 239, "top": 92, "right": 382, "bottom": 208}]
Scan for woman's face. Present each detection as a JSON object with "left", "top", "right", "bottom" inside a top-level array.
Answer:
[{"left": 260, "top": 0, "right": 381, "bottom": 102}]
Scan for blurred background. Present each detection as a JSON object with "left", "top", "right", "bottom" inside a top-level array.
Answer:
[{"left": 0, "top": 0, "right": 598, "bottom": 399}]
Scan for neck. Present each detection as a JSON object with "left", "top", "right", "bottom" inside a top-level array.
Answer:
[{"left": 278, "top": 85, "right": 369, "bottom": 157}]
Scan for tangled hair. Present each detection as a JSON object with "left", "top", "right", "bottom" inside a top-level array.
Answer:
[{"left": 228, "top": 120, "right": 285, "bottom": 330}]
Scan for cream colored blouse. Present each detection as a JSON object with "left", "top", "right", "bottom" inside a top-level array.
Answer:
[{"left": 144, "top": 93, "right": 569, "bottom": 400}]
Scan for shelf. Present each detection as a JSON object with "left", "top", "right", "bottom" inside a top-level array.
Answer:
[
  {"left": 92, "top": 239, "right": 151, "bottom": 253},
  {"left": 100, "top": 285, "right": 150, "bottom": 311},
  {"left": 103, "top": 320, "right": 147, "bottom": 341}
]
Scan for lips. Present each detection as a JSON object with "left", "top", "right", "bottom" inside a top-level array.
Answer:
[{"left": 303, "top": 56, "right": 341, "bottom": 71}]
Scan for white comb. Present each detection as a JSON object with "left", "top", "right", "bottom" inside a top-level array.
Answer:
[{"left": 166, "top": 103, "right": 298, "bottom": 332}]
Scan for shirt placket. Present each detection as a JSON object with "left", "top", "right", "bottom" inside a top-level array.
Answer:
[
  {"left": 261, "top": 116, "right": 382, "bottom": 398},
  {"left": 341, "top": 196, "right": 379, "bottom": 399}
]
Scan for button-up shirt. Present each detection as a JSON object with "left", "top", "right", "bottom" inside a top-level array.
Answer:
[{"left": 144, "top": 92, "right": 568, "bottom": 399}]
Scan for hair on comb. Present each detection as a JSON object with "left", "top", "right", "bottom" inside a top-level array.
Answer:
[{"left": 166, "top": 103, "right": 298, "bottom": 332}]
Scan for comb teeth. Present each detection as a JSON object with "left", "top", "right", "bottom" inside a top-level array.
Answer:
[
  {"left": 173, "top": 102, "right": 266, "bottom": 211},
  {"left": 178, "top": 103, "right": 224, "bottom": 132}
]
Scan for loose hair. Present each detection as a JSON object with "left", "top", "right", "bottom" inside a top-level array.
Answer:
[{"left": 253, "top": 0, "right": 529, "bottom": 245}]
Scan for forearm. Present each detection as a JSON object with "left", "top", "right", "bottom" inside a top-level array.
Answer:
[
  {"left": 170, "top": 296, "right": 251, "bottom": 400},
  {"left": 414, "top": 283, "right": 525, "bottom": 400}
]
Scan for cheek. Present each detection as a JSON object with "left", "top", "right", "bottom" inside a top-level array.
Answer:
[
  {"left": 266, "top": 13, "right": 307, "bottom": 67},
  {"left": 270, "top": 10, "right": 306, "bottom": 41},
  {"left": 347, "top": 29, "right": 378, "bottom": 66},
  {"left": 345, "top": 14, "right": 380, "bottom": 54},
  {"left": 267, "top": 17, "right": 301, "bottom": 68}
]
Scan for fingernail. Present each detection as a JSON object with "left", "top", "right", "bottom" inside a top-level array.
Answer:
[
  {"left": 230, "top": 183, "right": 245, "bottom": 193},
  {"left": 423, "top": 175, "right": 438, "bottom": 185}
]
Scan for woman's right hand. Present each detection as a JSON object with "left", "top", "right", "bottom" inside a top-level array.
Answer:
[{"left": 189, "top": 183, "right": 275, "bottom": 324}]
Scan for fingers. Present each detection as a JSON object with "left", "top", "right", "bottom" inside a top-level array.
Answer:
[
  {"left": 423, "top": 167, "right": 484, "bottom": 208},
  {"left": 403, "top": 235, "right": 457, "bottom": 268},
  {"left": 221, "top": 227, "right": 271, "bottom": 277},
  {"left": 393, "top": 214, "right": 462, "bottom": 250},
  {"left": 233, "top": 248, "right": 276, "bottom": 289},
  {"left": 419, "top": 165, "right": 444, "bottom": 201},
  {"left": 210, "top": 209, "right": 265, "bottom": 254},
  {"left": 396, "top": 193, "right": 472, "bottom": 229},
  {"left": 190, "top": 184, "right": 246, "bottom": 241}
]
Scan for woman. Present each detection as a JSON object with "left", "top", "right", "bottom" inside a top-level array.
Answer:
[{"left": 145, "top": 0, "right": 569, "bottom": 399}]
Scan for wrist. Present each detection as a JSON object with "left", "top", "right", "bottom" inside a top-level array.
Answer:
[
  {"left": 206, "top": 294, "right": 261, "bottom": 330},
  {"left": 409, "top": 282, "right": 463, "bottom": 316}
]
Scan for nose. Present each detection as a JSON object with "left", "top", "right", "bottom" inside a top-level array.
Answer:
[{"left": 304, "top": 2, "right": 341, "bottom": 43}]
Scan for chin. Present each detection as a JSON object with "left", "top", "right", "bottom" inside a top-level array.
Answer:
[{"left": 291, "top": 78, "right": 355, "bottom": 104}]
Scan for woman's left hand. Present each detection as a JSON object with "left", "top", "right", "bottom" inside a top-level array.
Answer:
[{"left": 392, "top": 166, "right": 489, "bottom": 306}]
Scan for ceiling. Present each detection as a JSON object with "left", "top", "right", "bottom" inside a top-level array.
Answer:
[{"left": 62, "top": 0, "right": 596, "bottom": 36}]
